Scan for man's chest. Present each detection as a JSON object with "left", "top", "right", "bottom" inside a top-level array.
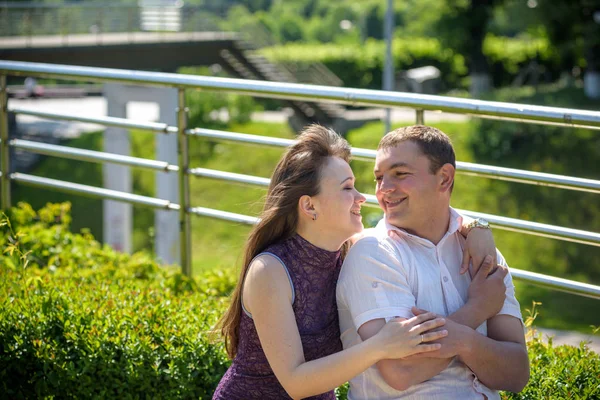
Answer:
[{"left": 394, "top": 236, "right": 472, "bottom": 316}]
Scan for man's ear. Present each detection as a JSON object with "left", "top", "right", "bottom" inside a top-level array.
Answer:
[
  {"left": 298, "top": 194, "right": 317, "bottom": 220},
  {"left": 438, "top": 163, "right": 455, "bottom": 193}
]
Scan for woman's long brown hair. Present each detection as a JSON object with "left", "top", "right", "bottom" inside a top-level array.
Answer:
[{"left": 217, "top": 125, "right": 351, "bottom": 359}]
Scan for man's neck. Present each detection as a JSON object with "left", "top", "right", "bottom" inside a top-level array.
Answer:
[{"left": 397, "top": 207, "right": 451, "bottom": 245}]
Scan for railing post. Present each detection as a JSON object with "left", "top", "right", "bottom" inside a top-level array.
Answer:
[
  {"left": 416, "top": 109, "right": 424, "bottom": 125},
  {"left": 0, "top": 75, "right": 11, "bottom": 210},
  {"left": 177, "top": 88, "right": 192, "bottom": 276}
]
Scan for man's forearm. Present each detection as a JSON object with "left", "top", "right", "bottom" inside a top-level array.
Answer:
[
  {"left": 448, "top": 302, "right": 488, "bottom": 329},
  {"left": 383, "top": 303, "right": 487, "bottom": 389},
  {"left": 379, "top": 356, "right": 449, "bottom": 391},
  {"left": 460, "top": 331, "right": 529, "bottom": 392}
]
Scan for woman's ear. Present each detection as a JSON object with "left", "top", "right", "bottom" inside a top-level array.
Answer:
[
  {"left": 298, "top": 195, "right": 317, "bottom": 220},
  {"left": 438, "top": 163, "right": 455, "bottom": 193}
]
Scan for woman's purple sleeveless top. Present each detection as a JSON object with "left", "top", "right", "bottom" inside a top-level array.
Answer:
[{"left": 213, "top": 234, "right": 343, "bottom": 399}]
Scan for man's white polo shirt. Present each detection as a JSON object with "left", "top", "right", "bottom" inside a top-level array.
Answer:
[{"left": 336, "top": 208, "right": 522, "bottom": 400}]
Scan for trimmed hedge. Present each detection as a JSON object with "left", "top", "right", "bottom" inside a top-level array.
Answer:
[
  {"left": 1, "top": 203, "right": 599, "bottom": 399},
  {"left": 0, "top": 203, "right": 232, "bottom": 399},
  {"left": 260, "top": 35, "right": 554, "bottom": 90},
  {"left": 505, "top": 334, "right": 600, "bottom": 399},
  {"left": 261, "top": 37, "right": 466, "bottom": 89}
]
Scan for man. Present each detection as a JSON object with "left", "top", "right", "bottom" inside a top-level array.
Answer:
[{"left": 337, "top": 125, "right": 529, "bottom": 399}]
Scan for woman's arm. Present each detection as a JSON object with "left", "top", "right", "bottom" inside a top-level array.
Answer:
[
  {"left": 243, "top": 255, "right": 447, "bottom": 399},
  {"left": 458, "top": 216, "right": 497, "bottom": 276}
]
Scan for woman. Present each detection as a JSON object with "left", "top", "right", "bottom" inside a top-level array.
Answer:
[{"left": 213, "top": 125, "right": 494, "bottom": 399}]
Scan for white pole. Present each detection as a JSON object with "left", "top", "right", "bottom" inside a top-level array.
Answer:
[
  {"left": 103, "top": 83, "right": 132, "bottom": 253},
  {"left": 155, "top": 87, "right": 180, "bottom": 265}
]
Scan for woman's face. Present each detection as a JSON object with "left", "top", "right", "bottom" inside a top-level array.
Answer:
[{"left": 312, "top": 156, "right": 366, "bottom": 243}]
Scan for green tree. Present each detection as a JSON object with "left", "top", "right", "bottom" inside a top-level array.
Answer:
[
  {"left": 536, "top": 0, "right": 600, "bottom": 98},
  {"left": 436, "top": 0, "right": 505, "bottom": 95}
]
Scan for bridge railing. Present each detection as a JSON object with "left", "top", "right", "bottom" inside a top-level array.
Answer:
[
  {"left": 1, "top": 60, "right": 599, "bottom": 300},
  {"left": 0, "top": 2, "right": 227, "bottom": 38},
  {"left": 0, "top": 2, "right": 342, "bottom": 88}
]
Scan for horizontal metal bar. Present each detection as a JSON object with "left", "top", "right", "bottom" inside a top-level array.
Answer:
[
  {"left": 455, "top": 208, "right": 600, "bottom": 247},
  {"left": 187, "top": 127, "right": 294, "bottom": 147},
  {"left": 360, "top": 196, "right": 600, "bottom": 246},
  {"left": 7, "top": 170, "right": 600, "bottom": 299},
  {"left": 0, "top": 3, "right": 142, "bottom": 9},
  {"left": 188, "top": 128, "right": 600, "bottom": 194},
  {"left": 191, "top": 203, "right": 600, "bottom": 300},
  {"left": 2, "top": 61, "right": 599, "bottom": 130},
  {"left": 456, "top": 162, "right": 600, "bottom": 194},
  {"left": 511, "top": 268, "right": 600, "bottom": 300},
  {"left": 192, "top": 166, "right": 600, "bottom": 247},
  {"left": 9, "top": 106, "right": 178, "bottom": 134},
  {"left": 10, "top": 139, "right": 179, "bottom": 173},
  {"left": 189, "top": 167, "right": 270, "bottom": 187},
  {"left": 189, "top": 206, "right": 259, "bottom": 225},
  {"left": 11, "top": 173, "right": 180, "bottom": 210},
  {"left": 10, "top": 124, "right": 598, "bottom": 194}
]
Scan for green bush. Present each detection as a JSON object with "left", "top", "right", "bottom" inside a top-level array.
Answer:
[
  {"left": 0, "top": 203, "right": 233, "bottom": 399},
  {"left": 503, "top": 334, "right": 600, "bottom": 399},
  {"left": 260, "top": 35, "right": 555, "bottom": 90},
  {"left": 484, "top": 34, "right": 557, "bottom": 87},
  {"left": 1, "top": 203, "right": 599, "bottom": 399},
  {"left": 261, "top": 37, "right": 467, "bottom": 89}
]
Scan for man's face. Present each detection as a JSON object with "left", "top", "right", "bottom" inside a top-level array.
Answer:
[{"left": 374, "top": 141, "right": 443, "bottom": 233}]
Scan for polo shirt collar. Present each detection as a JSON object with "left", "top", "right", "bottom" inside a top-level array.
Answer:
[{"left": 376, "top": 207, "right": 463, "bottom": 245}]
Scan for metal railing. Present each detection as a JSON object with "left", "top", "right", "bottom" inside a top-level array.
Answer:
[
  {"left": 0, "top": 60, "right": 599, "bottom": 301},
  {"left": 0, "top": 2, "right": 227, "bottom": 38}
]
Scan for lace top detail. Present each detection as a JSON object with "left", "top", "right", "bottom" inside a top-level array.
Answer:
[{"left": 213, "top": 234, "right": 343, "bottom": 399}]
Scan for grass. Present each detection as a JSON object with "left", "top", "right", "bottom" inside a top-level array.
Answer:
[{"left": 7, "top": 108, "right": 599, "bottom": 335}]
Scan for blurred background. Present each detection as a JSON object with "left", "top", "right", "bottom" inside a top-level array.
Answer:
[{"left": 1, "top": 0, "right": 599, "bottom": 337}]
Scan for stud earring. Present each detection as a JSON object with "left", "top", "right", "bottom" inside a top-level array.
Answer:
[{"left": 313, "top": 214, "right": 317, "bottom": 221}]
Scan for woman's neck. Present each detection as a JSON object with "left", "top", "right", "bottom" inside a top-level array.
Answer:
[{"left": 295, "top": 222, "right": 345, "bottom": 252}]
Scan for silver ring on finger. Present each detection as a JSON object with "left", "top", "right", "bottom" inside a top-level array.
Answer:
[{"left": 420, "top": 334, "right": 423, "bottom": 344}]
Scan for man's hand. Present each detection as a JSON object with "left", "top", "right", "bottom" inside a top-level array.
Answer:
[{"left": 467, "top": 258, "right": 508, "bottom": 320}]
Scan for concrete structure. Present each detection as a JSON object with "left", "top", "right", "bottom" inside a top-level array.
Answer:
[
  {"left": 0, "top": 31, "right": 238, "bottom": 71},
  {"left": 103, "top": 83, "right": 179, "bottom": 264}
]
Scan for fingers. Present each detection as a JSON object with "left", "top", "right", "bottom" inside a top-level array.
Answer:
[
  {"left": 411, "top": 306, "right": 428, "bottom": 316},
  {"left": 420, "top": 329, "right": 448, "bottom": 343},
  {"left": 411, "top": 318, "right": 446, "bottom": 334},
  {"left": 460, "top": 247, "right": 470, "bottom": 275},
  {"left": 411, "top": 343, "right": 442, "bottom": 354},
  {"left": 406, "top": 312, "right": 438, "bottom": 327},
  {"left": 473, "top": 254, "right": 494, "bottom": 283},
  {"left": 489, "top": 264, "right": 509, "bottom": 279},
  {"left": 408, "top": 330, "right": 448, "bottom": 356}
]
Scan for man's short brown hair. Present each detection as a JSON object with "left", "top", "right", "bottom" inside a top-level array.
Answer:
[{"left": 378, "top": 125, "right": 456, "bottom": 174}]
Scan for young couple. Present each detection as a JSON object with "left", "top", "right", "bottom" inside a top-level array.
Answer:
[{"left": 213, "top": 124, "right": 529, "bottom": 400}]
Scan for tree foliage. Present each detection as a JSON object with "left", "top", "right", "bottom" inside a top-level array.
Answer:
[{"left": 535, "top": 0, "right": 600, "bottom": 73}]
